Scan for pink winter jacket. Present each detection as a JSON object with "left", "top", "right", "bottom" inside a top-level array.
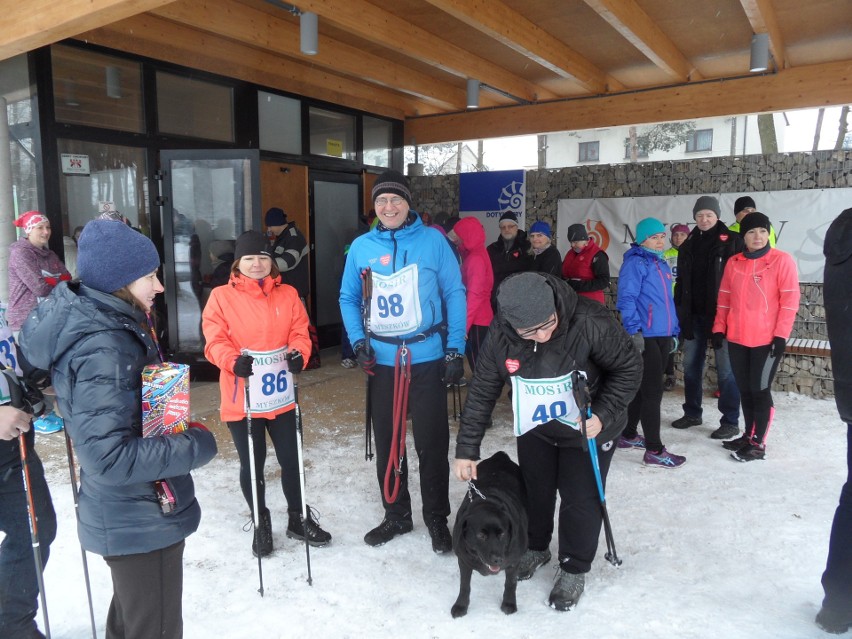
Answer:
[
  {"left": 713, "top": 248, "right": 800, "bottom": 347},
  {"left": 454, "top": 217, "right": 494, "bottom": 332},
  {"left": 7, "top": 236, "right": 71, "bottom": 330}
]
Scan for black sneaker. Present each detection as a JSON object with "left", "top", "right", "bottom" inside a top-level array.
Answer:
[
  {"left": 250, "top": 508, "right": 273, "bottom": 558},
  {"left": 663, "top": 375, "right": 676, "bottom": 391},
  {"left": 722, "top": 434, "right": 751, "bottom": 451},
  {"left": 672, "top": 415, "right": 702, "bottom": 429},
  {"left": 516, "top": 548, "right": 552, "bottom": 580},
  {"left": 427, "top": 519, "right": 453, "bottom": 554},
  {"left": 731, "top": 442, "right": 766, "bottom": 462},
  {"left": 710, "top": 424, "right": 739, "bottom": 439},
  {"left": 816, "top": 605, "right": 852, "bottom": 634},
  {"left": 364, "top": 518, "right": 413, "bottom": 547},
  {"left": 287, "top": 506, "right": 332, "bottom": 547},
  {"left": 548, "top": 567, "right": 585, "bottom": 611}
]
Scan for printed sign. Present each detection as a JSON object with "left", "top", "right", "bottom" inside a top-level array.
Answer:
[{"left": 61, "top": 153, "right": 90, "bottom": 175}]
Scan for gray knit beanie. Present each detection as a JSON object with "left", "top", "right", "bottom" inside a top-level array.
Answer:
[{"left": 498, "top": 273, "right": 556, "bottom": 330}]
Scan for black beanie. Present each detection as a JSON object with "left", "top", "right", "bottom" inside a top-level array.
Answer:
[
  {"left": 567, "top": 223, "right": 589, "bottom": 242},
  {"left": 739, "top": 211, "right": 771, "bottom": 236},
  {"left": 734, "top": 196, "right": 756, "bottom": 214},
  {"left": 499, "top": 211, "right": 519, "bottom": 225},
  {"left": 693, "top": 195, "right": 721, "bottom": 218},
  {"left": 265, "top": 207, "right": 287, "bottom": 226},
  {"left": 234, "top": 230, "right": 272, "bottom": 261},
  {"left": 372, "top": 170, "right": 412, "bottom": 206}
]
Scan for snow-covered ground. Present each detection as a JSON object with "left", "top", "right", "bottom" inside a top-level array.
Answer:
[{"left": 31, "top": 373, "right": 845, "bottom": 638}]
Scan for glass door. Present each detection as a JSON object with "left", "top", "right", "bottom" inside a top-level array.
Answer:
[{"left": 159, "top": 149, "right": 260, "bottom": 360}]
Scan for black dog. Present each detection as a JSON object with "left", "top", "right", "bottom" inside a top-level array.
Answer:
[{"left": 451, "top": 451, "right": 528, "bottom": 618}]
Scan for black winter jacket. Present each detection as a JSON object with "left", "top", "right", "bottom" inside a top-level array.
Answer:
[
  {"left": 531, "top": 244, "right": 563, "bottom": 276},
  {"left": 824, "top": 207, "right": 852, "bottom": 423},
  {"left": 674, "top": 221, "right": 743, "bottom": 338},
  {"left": 19, "top": 282, "right": 217, "bottom": 557},
  {"left": 487, "top": 230, "right": 533, "bottom": 304},
  {"left": 456, "top": 273, "right": 642, "bottom": 459}
]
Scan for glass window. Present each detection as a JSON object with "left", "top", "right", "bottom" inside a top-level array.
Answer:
[
  {"left": 363, "top": 116, "right": 392, "bottom": 167},
  {"left": 2, "top": 54, "right": 40, "bottom": 215},
  {"left": 258, "top": 91, "right": 302, "bottom": 154},
  {"left": 686, "top": 129, "right": 713, "bottom": 153},
  {"left": 157, "top": 71, "right": 234, "bottom": 142},
  {"left": 52, "top": 44, "right": 144, "bottom": 133},
  {"left": 309, "top": 106, "right": 355, "bottom": 160},
  {"left": 578, "top": 141, "right": 599, "bottom": 162},
  {"left": 624, "top": 143, "right": 649, "bottom": 159},
  {"left": 56, "top": 138, "right": 148, "bottom": 235}
]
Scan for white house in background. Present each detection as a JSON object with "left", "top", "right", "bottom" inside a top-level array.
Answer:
[{"left": 543, "top": 113, "right": 786, "bottom": 169}]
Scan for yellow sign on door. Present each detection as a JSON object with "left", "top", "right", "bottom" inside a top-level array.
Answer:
[{"left": 326, "top": 139, "right": 343, "bottom": 157}]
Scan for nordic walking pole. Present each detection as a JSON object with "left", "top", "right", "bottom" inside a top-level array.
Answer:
[
  {"left": 19, "top": 433, "right": 51, "bottom": 639},
  {"left": 572, "top": 371, "right": 622, "bottom": 567},
  {"left": 241, "top": 361, "right": 264, "bottom": 597},
  {"left": 361, "top": 268, "right": 374, "bottom": 461},
  {"left": 63, "top": 432, "right": 98, "bottom": 639},
  {"left": 293, "top": 381, "right": 313, "bottom": 585}
]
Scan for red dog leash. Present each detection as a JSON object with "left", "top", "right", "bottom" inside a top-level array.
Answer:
[{"left": 384, "top": 344, "right": 411, "bottom": 503}]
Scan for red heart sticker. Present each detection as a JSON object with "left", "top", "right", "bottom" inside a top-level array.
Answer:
[
  {"left": 720, "top": 234, "right": 729, "bottom": 241},
  {"left": 380, "top": 254, "right": 391, "bottom": 266},
  {"left": 505, "top": 359, "right": 520, "bottom": 374}
]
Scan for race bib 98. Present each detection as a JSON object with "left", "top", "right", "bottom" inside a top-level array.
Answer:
[{"left": 370, "top": 264, "right": 422, "bottom": 336}]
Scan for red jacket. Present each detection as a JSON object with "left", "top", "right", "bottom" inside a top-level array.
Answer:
[
  {"left": 202, "top": 272, "right": 311, "bottom": 421},
  {"left": 454, "top": 217, "right": 494, "bottom": 332},
  {"left": 561, "top": 240, "right": 608, "bottom": 304},
  {"left": 713, "top": 248, "right": 800, "bottom": 347}
]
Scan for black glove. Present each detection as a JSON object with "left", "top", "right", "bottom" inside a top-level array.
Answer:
[
  {"left": 353, "top": 340, "right": 376, "bottom": 376},
  {"left": 679, "top": 321, "right": 694, "bottom": 341},
  {"left": 711, "top": 332, "right": 725, "bottom": 350},
  {"left": 769, "top": 336, "right": 786, "bottom": 358},
  {"left": 442, "top": 350, "right": 465, "bottom": 385},
  {"left": 286, "top": 350, "right": 304, "bottom": 374},
  {"left": 233, "top": 354, "right": 254, "bottom": 378},
  {"left": 631, "top": 332, "right": 645, "bottom": 354}
]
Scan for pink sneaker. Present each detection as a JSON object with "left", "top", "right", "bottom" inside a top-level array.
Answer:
[
  {"left": 643, "top": 447, "right": 686, "bottom": 468},
  {"left": 617, "top": 435, "right": 646, "bottom": 450}
]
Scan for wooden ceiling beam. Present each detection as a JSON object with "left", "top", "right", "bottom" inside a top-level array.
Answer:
[
  {"left": 739, "top": 0, "right": 788, "bottom": 69},
  {"left": 405, "top": 60, "right": 852, "bottom": 143},
  {"left": 423, "top": 0, "right": 621, "bottom": 94},
  {"left": 153, "top": 0, "right": 478, "bottom": 111},
  {"left": 79, "top": 14, "right": 437, "bottom": 119},
  {"left": 295, "top": 0, "right": 555, "bottom": 103},
  {"left": 0, "top": 0, "right": 175, "bottom": 61},
  {"left": 583, "top": 0, "right": 702, "bottom": 81}
]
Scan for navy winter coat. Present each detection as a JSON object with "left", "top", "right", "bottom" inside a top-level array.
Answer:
[{"left": 19, "top": 282, "right": 217, "bottom": 556}]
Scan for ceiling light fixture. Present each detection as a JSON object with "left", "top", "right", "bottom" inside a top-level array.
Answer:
[
  {"left": 750, "top": 33, "right": 769, "bottom": 73},
  {"left": 466, "top": 79, "right": 480, "bottom": 109},
  {"left": 300, "top": 11, "right": 318, "bottom": 56}
]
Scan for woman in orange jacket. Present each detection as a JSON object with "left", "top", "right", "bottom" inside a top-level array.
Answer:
[
  {"left": 202, "top": 230, "right": 331, "bottom": 556},
  {"left": 712, "top": 213, "right": 799, "bottom": 462}
]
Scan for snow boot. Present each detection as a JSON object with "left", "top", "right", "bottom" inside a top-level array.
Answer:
[
  {"left": 549, "top": 566, "right": 585, "bottom": 611},
  {"left": 286, "top": 506, "right": 332, "bottom": 547},
  {"left": 516, "top": 548, "right": 552, "bottom": 580},
  {"left": 426, "top": 519, "right": 452, "bottom": 554},
  {"left": 363, "top": 517, "right": 413, "bottom": 547},
  {"left": 816, "top": 605, "right": 852, "bottom": 634},
  {"left": 251, "top": 508, "right": 273, "bottom": 558}
]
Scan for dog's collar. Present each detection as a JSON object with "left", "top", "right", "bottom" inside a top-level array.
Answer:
[{"left": 466, "top": 480, "right": 487, "bottom": 502}]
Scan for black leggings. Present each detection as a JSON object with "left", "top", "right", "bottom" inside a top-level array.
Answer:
[
  {"left": 227, "top": 410, "right": 302, "bottom": 514},
  {"left": 728, "top": 342, "right": 781, "bottom": 444},
  {"left": 624, "top": 336, "right": 671, "bottom": 452},
  {"left": 517, "top": 434, "right": 615, "bottom": 574}
]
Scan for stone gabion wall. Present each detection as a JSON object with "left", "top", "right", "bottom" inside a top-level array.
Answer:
[{"left": 408, "top": 151, "right": 851, "bottom": 398}]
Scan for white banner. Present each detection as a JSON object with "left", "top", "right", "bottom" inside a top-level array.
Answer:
[{"left": 556, "top": 188, "right": 852, "bottom": 282}]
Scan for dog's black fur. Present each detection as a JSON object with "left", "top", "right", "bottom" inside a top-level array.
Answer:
[{"left": 451, "top": 451, "right": 528, "bottom": 618}]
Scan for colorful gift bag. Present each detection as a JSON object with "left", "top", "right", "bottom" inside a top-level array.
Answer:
[{"left": 142, "top": 363, "right": 190, "bottom": 438}]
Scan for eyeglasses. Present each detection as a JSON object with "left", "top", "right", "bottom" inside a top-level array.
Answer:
[
  {"left": 517, "top": 315, "right": 557, "bottom": 339},
  {"left": 375, "top": 196, "right": 405, "bottom": 207}
]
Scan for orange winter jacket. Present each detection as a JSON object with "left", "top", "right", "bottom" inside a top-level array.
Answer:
[
  {"left": 202, "top": 272, "right": 311, "bottom": 422},
  {"left": 713, "top": 248, "right": 800, "bottom": 348}
]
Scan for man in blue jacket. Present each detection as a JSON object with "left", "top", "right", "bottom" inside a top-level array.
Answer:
[{"left": 340, "top": 170, "right": 466, "bottom": 553}]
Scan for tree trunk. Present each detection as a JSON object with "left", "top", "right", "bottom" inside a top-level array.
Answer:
[
  {"left": 476, "top": 139, "right": 484, "bottom": 171},
  {"left": 834, "top": 106, "right": 850, "bottom": 150},
  {"left": 729, "top": 116, "right": 737, "bottom": 157},
  {"left": 629, "top": 126, "right": 638, "bottom": 163},
  {"left": 537, "top": 134, "right": 547, "bottom": 169},
  {"left": 456, "top": 142, "right": 463, "bottom": 174},
  {"left": 757, "top": 114, "right": 778, "bottom": 154},
  {"left": 813, "top": 108, "right": 825, "bottom": 152}
]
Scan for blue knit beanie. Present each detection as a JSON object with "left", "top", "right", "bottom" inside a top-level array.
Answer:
[
  {"left": 77, "top": 220, "right": 160, "bottom": 293},
  {"left": 529, "top": 220, "right": 552, "bottom": 238},
  {"left": 265, "top": 207, "right": 287, "bottom": 226},
  {"left": 635, "top": 217, "right": 666, "bottom": 245}
]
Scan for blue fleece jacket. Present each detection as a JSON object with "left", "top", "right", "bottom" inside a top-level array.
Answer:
[
  {"left": 339, "top": 212, "right": 466, "bottom": 366},
  {"left": 616, "top": 244, "right": 680, "bottom": 337}
]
